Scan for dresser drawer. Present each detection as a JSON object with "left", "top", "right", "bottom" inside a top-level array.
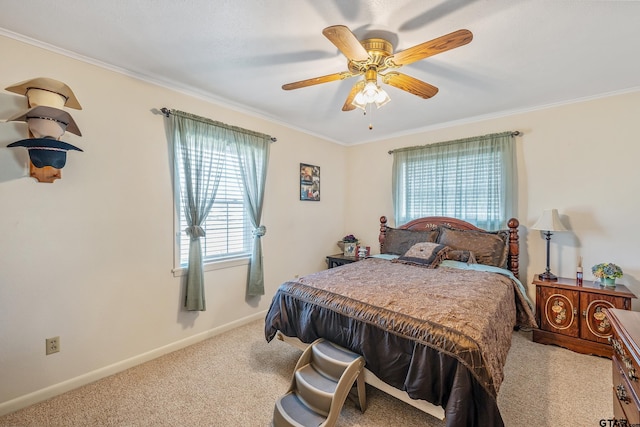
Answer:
[
  {"left": 613, "top": 355, "right": 640, "bottom": 424},
  {"left": 611, "top": 330, "right": 640, "bottom": 400},
  {"left": 613, "top": 391, "right": 628, "bottom": 425}
]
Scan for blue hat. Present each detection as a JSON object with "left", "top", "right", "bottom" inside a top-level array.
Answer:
[{"left": 7, "top": 137, "right": 83, "bottom": 169}]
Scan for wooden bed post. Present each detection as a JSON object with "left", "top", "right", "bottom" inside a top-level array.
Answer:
[
  {"left": 507, "top": 218, "right": 520, "bottom": 279},
  {"left": 379, "top": 216, "right": 388, "bottom": 253}
]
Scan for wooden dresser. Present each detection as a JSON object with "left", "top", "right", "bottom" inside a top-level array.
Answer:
[
  {"left": 533, "top": 276, "right": 635, "bottom": 357},
  {"left": 607, "top": 308, "right": 640, "bottom": 424}
]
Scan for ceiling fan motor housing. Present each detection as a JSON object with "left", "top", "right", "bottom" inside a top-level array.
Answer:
[{"left": 348, "top": 38, "right": 394, "bottom": 74}]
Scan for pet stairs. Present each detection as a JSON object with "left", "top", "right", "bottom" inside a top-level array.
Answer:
[{"left": 273, "top": 338, "right": 367, "bottom": 427}]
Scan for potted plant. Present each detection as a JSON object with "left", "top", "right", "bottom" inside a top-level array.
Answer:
[{"left": 591, "top": 262, "right": 623, "bottom": 287}]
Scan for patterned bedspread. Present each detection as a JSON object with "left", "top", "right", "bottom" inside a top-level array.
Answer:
[{"left": 265, "top": 257, "right": 536, "bottom": 427}]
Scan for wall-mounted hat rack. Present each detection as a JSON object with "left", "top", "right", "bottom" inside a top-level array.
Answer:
[{"left": 4, "top": 77, "right": 83, "bottom": 183}]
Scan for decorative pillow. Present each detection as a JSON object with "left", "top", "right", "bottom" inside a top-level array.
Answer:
[
  {"left": 437, "top": 227, "right": 509, "bottom": 268},
  {"left": 383, "top": 227, "right": 440, "bottom": 255},
  {"left": 392, "top": 242, "right": 450, "bottom": 269},
  {"left": 446, "top": 249, "right": 477, "bottom": 264}
]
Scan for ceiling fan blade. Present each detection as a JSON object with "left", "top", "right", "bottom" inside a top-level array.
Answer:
[
  {"left": 391, "top": 29, "right": 473, "bottom": 66},
  {"left": 342, "top": 81, "right": 365, "bottom": 111},
  {"left": 322, "top": 25, "right": 370, "bottom": 62},
  {"left": 382, "top": 72, "right": 439, "bottom": 99},
  {"left": 282, "top": 72, "right": 354, "bottom": 90}
]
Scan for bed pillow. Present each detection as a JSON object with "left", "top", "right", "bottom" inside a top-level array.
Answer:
[
  {"left": 445, "top": 249, "right": 477, "bottom": 264},
  {"left": 383, "top": 227, "right": 440, "bottom": 255},
  {"left": 392, "top": 242, "right": 450, "bottom": 268},
  {"left": 437, "top": 227, "right": 509, "bottom": 268}
]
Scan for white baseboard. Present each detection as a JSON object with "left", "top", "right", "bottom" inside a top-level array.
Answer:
[{"left": 0, "top": 311, "right": 267, "bottom": 417}]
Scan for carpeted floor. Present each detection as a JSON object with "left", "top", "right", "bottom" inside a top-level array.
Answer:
[{"left": 0, "top": 319, "right": 613, "bottom": 426}]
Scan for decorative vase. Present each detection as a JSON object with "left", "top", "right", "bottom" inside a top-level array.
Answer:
[
  {"left": 343, "top": 242, "right": 357, "bottom": 257},
  {"left": 601, "top": 277, "right": 616, "bottom": 287},
  {"left": 337, "top": 241, "right": 345, "bottom": 251}
]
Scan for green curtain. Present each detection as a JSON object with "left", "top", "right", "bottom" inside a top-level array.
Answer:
[
  {"left": 169, "top": 110, "right": 227, "bottom": 311},
  {"left": 230, "top": 132, "right": 270, "bottom": 296},
  {"left": 392, "top": 131, "right": 516, "bottom": 230}
]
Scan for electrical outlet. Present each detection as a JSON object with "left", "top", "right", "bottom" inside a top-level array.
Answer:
[{"left": 46, "top": 336, "right": 60, "bottom": 355}]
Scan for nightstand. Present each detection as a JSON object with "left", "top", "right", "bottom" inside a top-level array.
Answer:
[
  {"left": 532, "top": 276, "right": 636, "bottom": 357},
  {"left": 326, "top": 254, "right": 358, "bottom": 269}
]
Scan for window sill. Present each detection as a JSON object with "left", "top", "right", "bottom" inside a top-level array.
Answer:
[{"left": 172, "top": 256, "right": 250, "bottom": 277}]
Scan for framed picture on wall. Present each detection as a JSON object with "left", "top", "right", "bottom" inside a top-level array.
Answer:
[{"left": 300, "top": 163, "right": 320, "bottom": 201}]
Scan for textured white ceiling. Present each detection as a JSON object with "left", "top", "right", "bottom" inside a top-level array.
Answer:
[{"left": 1, "top": 0, "right": 639, "bottom": 145}]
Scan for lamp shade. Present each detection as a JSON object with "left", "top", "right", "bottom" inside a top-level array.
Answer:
[{"left": 531, "top": 209, "right": 567, "bottom": 232}]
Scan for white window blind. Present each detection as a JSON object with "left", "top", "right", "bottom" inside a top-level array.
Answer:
[
  {"left": 402, "top": 149, "right": 501, "bottom": 222},
  {"left": 177, "top": 145, "right": 251, "bottom": 266}
]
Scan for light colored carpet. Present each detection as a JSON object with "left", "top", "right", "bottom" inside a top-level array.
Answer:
[{"left": 0, "top": 320, "right": 612, "bottom": 426}]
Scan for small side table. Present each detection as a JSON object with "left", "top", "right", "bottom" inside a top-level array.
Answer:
[
  {"left": 326, "top": 254, "right": 358, "bottom": 269},
  {"left": 532, "top": 275, "right": 636, "bottom": 357}
]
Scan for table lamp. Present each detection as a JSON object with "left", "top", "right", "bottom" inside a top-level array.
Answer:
[{"left": 531, "top": 209, "right": 567, "bottom": 281}]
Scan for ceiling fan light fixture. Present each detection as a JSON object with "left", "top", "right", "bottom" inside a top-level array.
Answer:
[
  {"left": 351, "top": 94, "right": 367, "bottom": 111},
  {"left": 351, "top": 81, "right": 390, "bottom": 110},
  {"left": 374, "top": 87, "right": 391, "bottom": 108},
  {"left": 362, "top": 81, "right": 379, "bottom": 99}
]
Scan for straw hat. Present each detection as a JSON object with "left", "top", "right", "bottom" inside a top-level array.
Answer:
[
  {"left": 7, "top": 105, "right": 82, "bottom": 137},
  {"left": 7, "top": 137, "right": 83, "bottom": 169},
  {"left": 5, "top": 77, "right": 82, "bottom": 110}
]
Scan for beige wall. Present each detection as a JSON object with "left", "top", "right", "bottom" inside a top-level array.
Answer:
[
  {"left": 345, "top": 91, "right": 640, "bottom": 305},
  {"left": 0, "top": 35, "right": 347, "bottom": 412},
  {"left": 2, "top": 32, "right": 640, "bottom": 414}
]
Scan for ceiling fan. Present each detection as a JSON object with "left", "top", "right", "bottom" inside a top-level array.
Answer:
[{"left": 282, "top": 25, "right": 473, "bottom": 111}]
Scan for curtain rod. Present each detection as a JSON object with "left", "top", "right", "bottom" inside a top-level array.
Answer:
[
  {"left": 387, "top": 130, "right": 521, "bottom": 155},
  {"left": 160, "top": 107, "right": 277, "bottom": 142}
]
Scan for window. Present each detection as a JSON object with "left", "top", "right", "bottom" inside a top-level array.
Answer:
[
  {"left": 392, "top": 132, "right": 515, "bottom": 230},
  {"left": 168, "top": 109, "right": 271, "bottom": 307},
  {"left": 175, "top": 145, "right": 251, "bottom": 268}
]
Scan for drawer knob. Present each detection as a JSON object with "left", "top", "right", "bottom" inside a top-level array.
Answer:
[
  {"left": 611, "top": 337, "right": 625, "bottom": 356},
  {"left": 616, "top": 384, "right": 630, "bottom": 404},
  {"left": 626, "top": 364, "right": 638, "bottom": 382}
]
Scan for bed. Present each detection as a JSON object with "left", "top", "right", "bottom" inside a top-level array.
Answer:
[{"left": 264, "top": 216, "right": 536, "bottom": 427}]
